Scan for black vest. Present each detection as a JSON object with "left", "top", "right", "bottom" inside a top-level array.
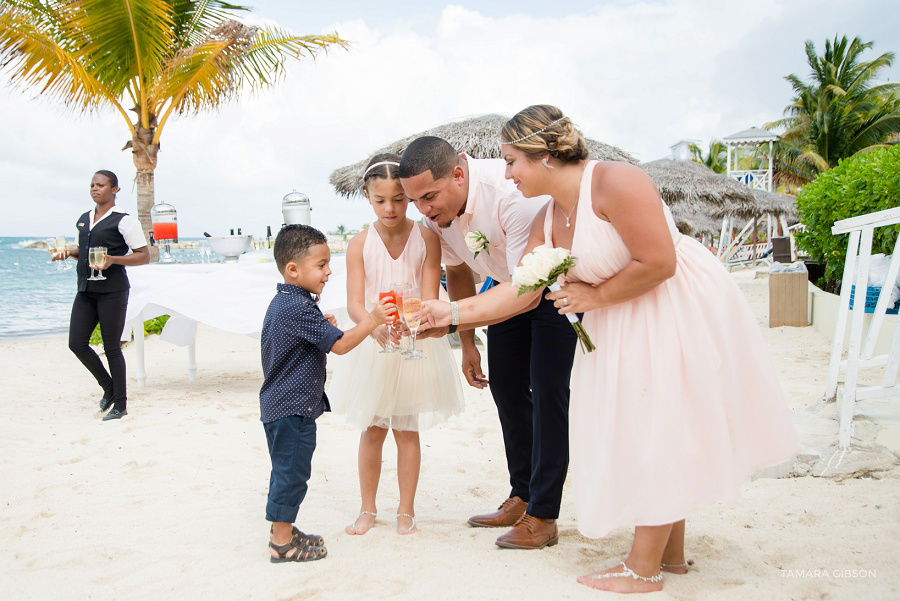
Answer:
[{"left": 76, "top": 210, "right": 131, "bottom": 293}]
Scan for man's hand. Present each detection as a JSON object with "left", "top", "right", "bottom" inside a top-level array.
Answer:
[
  {"left": 416, "top": 325, "right": 449, "bottom": 340},
  {"left": 461, "top": 343, "right": 488, "bottom": 389}
]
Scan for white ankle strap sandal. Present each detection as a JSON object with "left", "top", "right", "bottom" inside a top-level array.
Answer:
[{"left": 592, "top": 562, "right": 664, "bottom": 583}]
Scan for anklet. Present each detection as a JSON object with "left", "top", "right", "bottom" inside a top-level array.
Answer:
[{"left": 593, "top": 562, "right": 664, "bottom": 583}]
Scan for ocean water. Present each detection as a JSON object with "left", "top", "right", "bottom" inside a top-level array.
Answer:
[{"left": 0, "top": 237, "right": 206, "bottom": 339}]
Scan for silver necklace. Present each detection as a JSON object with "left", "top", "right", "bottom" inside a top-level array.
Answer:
[{"left": 557, "top": 202, "right": 575, "bottom": 228}]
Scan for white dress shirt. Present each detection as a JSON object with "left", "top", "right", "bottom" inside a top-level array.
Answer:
[
  {"left": 424, "top": 154, "right": 549, "bottom": 282},
  {"left": 78, "top": 205, "right": 148, "bottom": 250}
]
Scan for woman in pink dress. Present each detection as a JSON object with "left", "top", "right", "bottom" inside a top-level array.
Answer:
[
  {"left": 330, "top": 153, "right": 464, "bottom": 537},
  {"left": 418, "top": 106, "right": 799, "bottom": 593}
]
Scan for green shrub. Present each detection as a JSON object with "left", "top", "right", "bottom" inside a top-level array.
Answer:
[
  {"left": 90, "top": 315, "right": 171, "bottom": 346},
  {"left": 795, "top": 145, "right": 900, "bottom": 287}
]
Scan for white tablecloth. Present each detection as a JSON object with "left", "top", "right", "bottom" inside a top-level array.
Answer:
[
  {"left": 124, "top": 257, "right": 347, "bottom": 383},
  {"left": 126, "top": 257, "right": 348, "bottom": 344}
]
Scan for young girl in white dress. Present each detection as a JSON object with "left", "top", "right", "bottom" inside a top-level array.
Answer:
[{"left": 330, "top": 153, "right": 464, "bottom": 535}]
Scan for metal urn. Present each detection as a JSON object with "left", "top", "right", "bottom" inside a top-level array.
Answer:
[{"left": 282, "top": 191, "right": 311, "bottom": 226}]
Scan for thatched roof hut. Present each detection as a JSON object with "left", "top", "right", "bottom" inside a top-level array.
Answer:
[
  {"left": 641, "top": 159, "right": 756, "bottom": 217},
  {"left": 330, "top": 114, "right": 639, "bottom": 198}
]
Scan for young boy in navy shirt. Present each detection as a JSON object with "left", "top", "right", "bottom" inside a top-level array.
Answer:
[{"left": 261, "top": 224, "right": 393, "bottom": 562}]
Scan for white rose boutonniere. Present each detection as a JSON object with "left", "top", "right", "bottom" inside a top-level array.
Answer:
[{"left": 465, "top": 230, "right": 490, "bottom": 258}]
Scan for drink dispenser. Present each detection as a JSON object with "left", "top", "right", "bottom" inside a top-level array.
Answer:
[
  {"left": 150, "top": 201, "right": 178, "bottom": 263},
  {"left": 282, "top": 191, "right": 311, "bottom": 226}
]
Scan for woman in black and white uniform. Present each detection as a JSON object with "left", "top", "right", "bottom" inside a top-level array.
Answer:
[{"left": 52, "top": 170, "right": 149, "bottom": 420}]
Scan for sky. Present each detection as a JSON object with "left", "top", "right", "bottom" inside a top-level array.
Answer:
[{"left": 1, "top": 0, "right": 898, "bottom": 238}]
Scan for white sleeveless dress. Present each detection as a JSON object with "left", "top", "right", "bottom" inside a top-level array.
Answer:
[
  {"left": 554, "top": 161, "right": 799, "bottom": 538},
  {"left": 329, "top": 224, "right": 464, "bottom": 431}
]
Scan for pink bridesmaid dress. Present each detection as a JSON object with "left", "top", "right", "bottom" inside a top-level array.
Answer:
[
  {"left": 546, "top": 161, "right": 799, "bottom": 538},
  {"left": 329, "top": 223, "right": 464, "bottom": 431}
]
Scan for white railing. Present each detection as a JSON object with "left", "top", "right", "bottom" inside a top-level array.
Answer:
[
  {"left": 729, "top": 242, "right": 771, "bottom": 263},
  {"left": 824, "top": 206, "right": 900, "bottom": 449},
  {"left": 729, "top": 169, "right": 770, "bottom": 191}
]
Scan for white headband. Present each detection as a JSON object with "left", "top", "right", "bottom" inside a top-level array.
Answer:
[
  {"left": 363, "top": 160, "right": 400, "bottom": 177},
  {"left": 502, "top": 116, "right": 566, "bottom": 146}
]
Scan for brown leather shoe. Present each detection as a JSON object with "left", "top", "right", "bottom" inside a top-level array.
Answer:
[
  {"left": 495, "top": 514, "right": 558, "bottom": 549},
  {"left": 467, "top": 496, "right": 527, "bottom": 528}
]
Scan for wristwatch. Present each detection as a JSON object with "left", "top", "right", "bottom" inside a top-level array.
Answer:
[{"left": 448, "top": 301, "right": 459, "bottom": 334}]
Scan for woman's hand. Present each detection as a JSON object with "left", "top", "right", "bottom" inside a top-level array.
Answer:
[
  {"left": 324, "top": 313, "right": 338, "bottom": 327},
  {"left": 96, "top": 254, "right": 114, "bottom": 271},
  {"left": 369, "top": 324, "right": 391, "bottom": 349},
  {"left": 545, "top": 281, "right": 601, "bottom": 315}
]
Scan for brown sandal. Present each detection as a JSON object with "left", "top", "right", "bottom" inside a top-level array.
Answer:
[
  {"left": 270, "top": 525, "right": 325, "bottom": 547},
  {"left": 269, "top": 534, "right": 327, "bottom": 563}
]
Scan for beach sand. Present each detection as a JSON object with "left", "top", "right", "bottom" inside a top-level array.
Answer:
[{"left": 1, "top": 268, "right": 898, "bottom": 600}]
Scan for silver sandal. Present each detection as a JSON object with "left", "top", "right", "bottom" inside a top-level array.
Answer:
[
  {"left": 348, "top": 511, "right": 377, "bottom": 533},
  {"left": 593, "top": 562, "right": 664, "bottom": 583},
  {"left": 396, "top": 513, "right": 417, "bottom": 534}
]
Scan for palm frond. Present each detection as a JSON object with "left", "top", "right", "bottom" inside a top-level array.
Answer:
[
  {"left": 171, "top": 0, "right": 249, "bottom": 50},
  {"left": 0, "top": 3, "right": 129, "bottom": 121},
  {"left": 66, "top": 0, "right": 175, "bottom": 101},
  {"left": 151, "top": 22, "right": 347, "bottom": 140},
  {"left": 234, "top": 26, "right": 348, "bottom": 88}
]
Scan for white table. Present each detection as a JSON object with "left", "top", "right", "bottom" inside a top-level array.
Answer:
[{"left": 125, "top": 257, "right": 348, "bottom": 385}]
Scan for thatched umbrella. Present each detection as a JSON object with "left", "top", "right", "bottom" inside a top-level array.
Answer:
[
  {"left": 640, "top": 159, "right": 756, "bottom": 217},
  {"left": 330, "top": 114, "right": 639, "bottom": 198},
  {"left": 668, "top": 204, "right": 723, "bottom": 238},
  {"left": 749, "top": 189, "right": 798, "bottom": 220}
]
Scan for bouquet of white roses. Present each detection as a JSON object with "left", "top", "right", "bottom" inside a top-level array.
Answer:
[{"left": 512, "top": 244, "right": 595, "bottom": 353}]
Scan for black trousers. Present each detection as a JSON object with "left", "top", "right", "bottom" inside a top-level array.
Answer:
[
  {"left": 486, "top": 294, "right": 577, "bottom": 519},
  {"left": 68, "top": 290, "right": 129, "bottom": 410}
]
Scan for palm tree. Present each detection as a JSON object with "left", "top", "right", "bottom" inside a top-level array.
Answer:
[
  {"left": 766, "top": 35, "right": 900, "bottom": 188},
  {"left": 688, "top": 139, "right": 728, "bottom": 173},
  {"left": 0, "top": 0, "right": 346, "bottom": 258}
]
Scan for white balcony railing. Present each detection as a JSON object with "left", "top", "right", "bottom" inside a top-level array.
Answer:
[{"left": 729, "top": 169, "right": 770, "bottom": 191}]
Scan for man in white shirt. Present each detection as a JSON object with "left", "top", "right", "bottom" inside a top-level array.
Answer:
[{"left": 399, "top": 136, "right": 577, "bottom": 550}]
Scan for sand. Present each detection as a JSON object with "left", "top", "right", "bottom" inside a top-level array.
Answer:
[{"left": 1, "top": 268, "right": 898, "bottom": 600}]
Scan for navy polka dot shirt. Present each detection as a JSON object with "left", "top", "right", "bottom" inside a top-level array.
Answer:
[{"left": 259, "top": 283, "right": 343, "bottom": 423}]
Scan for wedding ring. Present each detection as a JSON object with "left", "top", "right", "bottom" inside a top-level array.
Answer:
[{"left": 562, "top": 298, "right": 569, "bottom": 306}]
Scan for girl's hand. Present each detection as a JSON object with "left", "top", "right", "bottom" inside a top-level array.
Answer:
[
  {"left": 545, "top": 282, "right": 601, "bottom": 314},
  {"left": 369, "top": 325, "right": 390, "bottom": 349},
  {"left": 324, "top": 313, "right": 338, "bottom": 327}
]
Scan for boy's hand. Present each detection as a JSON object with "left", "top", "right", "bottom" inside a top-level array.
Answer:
[
  {"left": 369, "top": 296, "right": 395, "bottom": 326},
  {"left": 324, "top": 313, "right": 338, "bottom": 327}
]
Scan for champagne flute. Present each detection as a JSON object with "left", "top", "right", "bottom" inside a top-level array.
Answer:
[
  {"left": 88, "top": 246, "right": 108, "bottom": 281},
  {"left": 46, "top": 238, "right": 57, "bottom": 266},
  {"left": 401, "top": 286, "right": 427, "bottom": 361},
  {"left": 55, "top": 236, "right": 72, "bottom": 270},
  {"left": 393, "top": 282, "right": 413, "bottom": 355},
  {"left": 198, "top": 239, "right": 210, "bottom": 263},
  {"left": 377, "top": 288, "right": 399, "bottom": 353}
]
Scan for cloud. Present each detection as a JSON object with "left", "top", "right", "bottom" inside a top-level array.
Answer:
[{"left": 1, "top": 0, "right": 897, "bottom": 237}]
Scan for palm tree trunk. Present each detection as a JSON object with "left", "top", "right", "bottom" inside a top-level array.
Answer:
[
  {"left": 127, "top": 123, "right": 160, "bottom": 262},
  {"left": 135, "top": 167, "right": 157, "bottom": 262}
]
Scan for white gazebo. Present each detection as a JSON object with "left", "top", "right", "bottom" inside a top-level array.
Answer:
[
  {"left": 717, "top": 127, "right": 786, "bottom": 265},
  {"left": 723, "top": 126, "right": 779, "bottom": 192}
]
